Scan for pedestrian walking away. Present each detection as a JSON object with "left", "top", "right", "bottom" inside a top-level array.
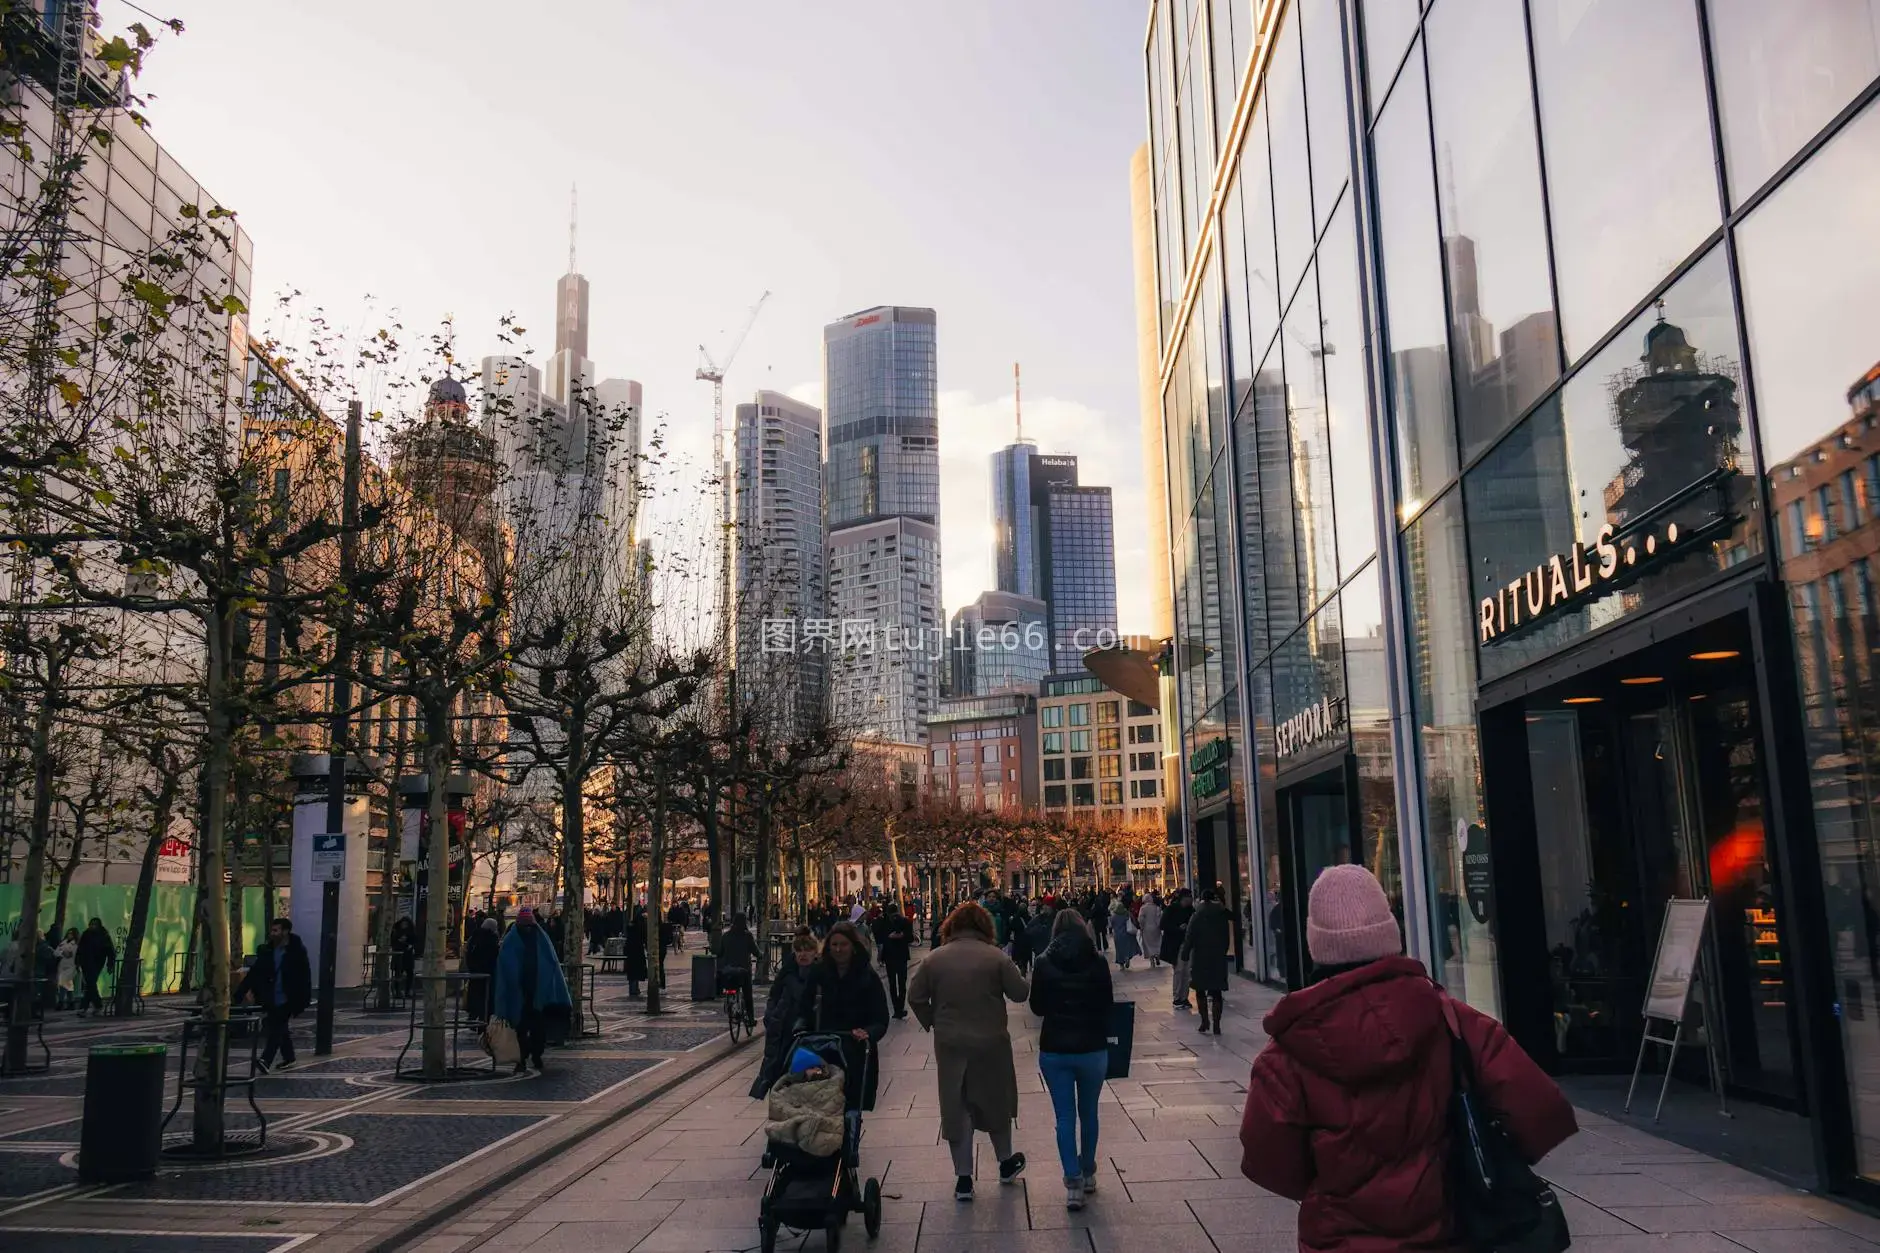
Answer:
[
  {"left": 1238, "top": 864, "right": 1577, "bottom": 1252},
  {"left": 1107, "top": 899, "right": 1140, "bottom": 970},
  {"left": 751, "top": 933, "right": 822, "bottom": 1099},
  {"left": 463, "top": 916, "right": 499, "bottom": 1022},
  {"left": 907, "top": 901, "right": 1030, "bottom": 1202},
  {"left": 1029, "top": 909, "right": 1114, "bottom": 1210},
  {"left": 871, "top": 900, "right": 914, "bottom": 1019},
  {"left": 494, "top": 906, "right": 572, "bottom": 1073},
  {"left": 1138, "top": 891, "right": 1164, "bottom": 968},
  {"left": 75, "top": 917, "right": 114, "bottom": 1016},
  {"left": 235, "top": 917, "right": 311, "bottom": 1071},
  {"left": 716, "top": 911, "right": 759, "bottom": 1022},
  {"left": 1183, "top": 887, "right": 1232, "bottom": 1033},
  {"left": 1159, "top": 888, "right": 1194, "bottom": 1009}
]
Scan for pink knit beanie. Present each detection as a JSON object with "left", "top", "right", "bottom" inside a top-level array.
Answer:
[{"left": 1305, "top": 864, "right": 1400, "bottom": 966}]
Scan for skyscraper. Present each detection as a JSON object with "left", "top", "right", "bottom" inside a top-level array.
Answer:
[
  {"left": 990, "top": 442, "right": 1118, "bottom": 673},
  {"left": 735, "top": 390, "right": 825, "bottom": 733},
  {"left": 823, "top": 306, "right": 942, "bottom": 744},
  {"left": 948, "top": 589, "right": 1050, "bottom": 698}
]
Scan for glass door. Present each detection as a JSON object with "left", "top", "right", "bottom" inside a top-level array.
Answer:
[{"left": 1277, "top": 765, "right": 1357, "bottom": 986}]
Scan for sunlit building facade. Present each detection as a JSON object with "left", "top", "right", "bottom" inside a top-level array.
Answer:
[{"left": 1144, "top": 0, "right": 1880, "bottom": 1197}]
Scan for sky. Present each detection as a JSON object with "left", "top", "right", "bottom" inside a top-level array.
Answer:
[{"left": 106, "top": 0, "right": 1155, "bottom": 634}]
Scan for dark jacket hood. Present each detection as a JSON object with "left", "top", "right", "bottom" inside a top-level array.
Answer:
[
  {"left": 1042, "top": 927, "right": 1100, "bottom": 971},
  {"left": 1262, "top": 956, "right": 1446, "bottom": 1086}
]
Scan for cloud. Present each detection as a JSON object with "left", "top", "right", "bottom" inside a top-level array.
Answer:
[{"left": 936, "top": 387, "right": 1149, "bottom": 635}]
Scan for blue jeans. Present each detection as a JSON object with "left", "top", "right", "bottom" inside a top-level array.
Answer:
[{"left": 1039, "top": 1049, "right": 1107, "bottom": 1182}]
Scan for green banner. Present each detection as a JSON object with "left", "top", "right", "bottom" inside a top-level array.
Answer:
[{"left": 0, "top": 883, "right": 271, "bottom": 994}]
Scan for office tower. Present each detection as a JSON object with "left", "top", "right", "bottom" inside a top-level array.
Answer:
[
  {"left": 990, "top": 435, "right": 1119, "bottom": 673},
  {"left": 735, "top": 390, "right": 825, "bottom": 733},
  {"left": 991, "top": 444, "right": 1077, "bottom": 598},
  {"left": 823, "top": 306, "right": 942, "bottom": 744},
  {"left": 948, "top": 589, "right": 1050, "bottom": 697}
]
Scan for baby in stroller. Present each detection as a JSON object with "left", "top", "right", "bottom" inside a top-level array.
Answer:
[{"left": 757, "top": 1032, "right": 882, "bottom": 1252}]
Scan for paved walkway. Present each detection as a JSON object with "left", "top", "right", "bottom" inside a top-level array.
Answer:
[{"left": 378, "top": 953, "right": 1880, "bottom": 1253}]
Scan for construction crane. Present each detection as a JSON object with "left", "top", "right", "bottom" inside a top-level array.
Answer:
[{"left": 695, "top": 291, "right": 770, "bottom": 691}]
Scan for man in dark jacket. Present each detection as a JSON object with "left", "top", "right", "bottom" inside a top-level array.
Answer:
[
  {"left": 1159, "top": 889, "right": 1195, "bottom": 1010},
  {"left": 871, "top": 901, "right": 914, "bottom": 1018},
  {"left": 1013, "top": 902, "right": 1054, "bottom": 977},
  {"left": 236, "top": 918, "right": 313, "bottom": 1071},
  {"left": 75, "top": 918, "right": 115, "bottom": 1016},
  {"left": 715, "top": 912, "right": 760, "bottom": 1022},
  {"left": 1182, "top": 888, "right": 1233, "bottom": 1034}
]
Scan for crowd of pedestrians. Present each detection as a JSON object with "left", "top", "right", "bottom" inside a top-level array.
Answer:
[{"left": 753, "top": 870, "right": 1579, "bottom": 1248}]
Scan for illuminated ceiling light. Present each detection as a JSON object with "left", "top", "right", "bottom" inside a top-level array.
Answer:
[
  {"left": 1563, "top": 696, "right": 1602, "bottom": 705},
  {"left": 1619, "top": 676, "right": 1664, "bottom": 685},
  {"left": 1690, "top": 650, "right": 1741, "bottom": 661},
  {"left": 1689, "top": 694, "right": 1708, "bottom": 701}
]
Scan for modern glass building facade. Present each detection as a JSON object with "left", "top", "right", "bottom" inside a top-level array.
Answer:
[
  {"left": 1042, "top": 484, "right": 1120, "bottom": 672},
  {"left": 948, "top": 589, "right": 1051, "bottom": 698},
  {"left": 736, "top": 390, "right": 825, "bottom": 734},
  {"left": 1145, "top": 0, "right": 1880, "bottom": 1195},
  {"left": 824, "top": 306, "right": 943, "bottom": 744}
]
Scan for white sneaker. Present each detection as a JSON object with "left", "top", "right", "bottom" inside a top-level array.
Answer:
[{"left": 1065, "top": 1182, "right": 1084, "bottom": 1211}]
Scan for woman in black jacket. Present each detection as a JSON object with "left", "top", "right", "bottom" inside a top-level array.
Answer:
[
  {"left": 796, "top": 921, "right": 891, "bottom": 1111},
  {"left": 463, "top": 917, "right": 500, "bottom": 1022},
  {"left": 1029, "top": 910, "right": 1114, "bottom": 1211}
]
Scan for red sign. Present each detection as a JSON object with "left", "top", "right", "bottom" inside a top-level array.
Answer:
[
  {"left": 158, "top": 838, "right": 190, "bottom": 858},
  {"left": 852, "top": 314, "right": 881, "bottom": 328}
]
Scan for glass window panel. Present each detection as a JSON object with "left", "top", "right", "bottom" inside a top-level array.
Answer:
[
  {"left": 1400, "top": 488, "right": 1498, "bottom": 1015},
  {"left": 1341, "top": 559, "right": 1401, "bottom": 910},
  {"left": 1239, "top": 110, "right": 1282, "bottom": 376},
  {"left": 1149, "top": 2, "right": 1170, "bottom": 167},
  {"left": 1285, "top": 264, "right": 1340, "bottom": 610},
  {"left": 1190, "top": 315, "right": 1214, "bottom": 502},
  {"left": 1201, "top": 262, "right": 1227, "bottom": 457},
  {"left": 1529, "top": 0, "right": 1718, "bottom": 361},
  {"left": 1360, "top": 0, "right": 1421, "bottom": 116},
  {"left": 1268, "top": 10, "right": 1316, "bottom": 309},
  {"left": 1247, "top": 660, "right": 1285, "bottom": 982},
  {"left": 1212, "top": 452, "right": 1241, "bottom": 685},
  {"left": 1371, "top": 43, "right": 1458, "bottom": 514},
  {"left": 1167, "top": 341, "right": 1195, "bottom": 521},
  {"left": 1222, "top": 182, "right": 1252, "bottom": 408},
  {"left": 1181, "top": 59, "right": 1209, "bottom": 253},
  {"left": 1736, "top": 97, "right": 1880, "bottom": 1175},
  {"left": 1300, "top": 0, "right": 1353, "bottom": 236},
  {"left": 1425, "top": 0, "right": 1561, "bottom": 460},
  {"left": 1199, "top": 472, "right": 1227, "bottom": 713},
  {"left": 1465, "top": 247, "right": 1757, "bottom": 685},
  {"left": 1233, "top": 390, "right": 1273, "bottom": 660},
  {"left": 1707, "top": 0, "right": 1880, "bottom": 205},
  {"left": 1316, "top": 197, "right": 1378, "bottom": 576},
  {"left": 1272, "top": 596, "right": 1348, "bottom": 776},
  {"left": 1209, "top": 0, "right": 1239, "bottom": 149},
  {"left": 1253, "top": 337, "right": 1304, "bottom": 644}
]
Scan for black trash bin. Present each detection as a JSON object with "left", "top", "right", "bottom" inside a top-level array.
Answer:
[
  {"left": 690, "top": 953, "right": 717, "bottom": 1002},
  {"left": 80, "top": 1042, "right": 166, "bottom": 1182}
]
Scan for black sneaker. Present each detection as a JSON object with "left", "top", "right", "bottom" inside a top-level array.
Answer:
[
  {"left": 999, "top": 1152, "right": 1026, "bottom": 1184},
  {"left": 955, "top": 1175, "right": 974, "bottom": 1201}
]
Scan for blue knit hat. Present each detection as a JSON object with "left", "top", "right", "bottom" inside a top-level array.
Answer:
[{"left": 789, "top": 1047, "right": 824, "bottom": 1075}]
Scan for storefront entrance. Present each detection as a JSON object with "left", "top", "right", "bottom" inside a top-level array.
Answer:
[
  {"left": 1271, "top": 759, "right": 1359, "bottom": 989},
  {"left": 1485, "top": 611, "right": 1801, "bottom": 1106}
]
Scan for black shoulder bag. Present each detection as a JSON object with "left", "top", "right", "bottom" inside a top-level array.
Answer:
[{"left": 1444, "top": 999, "right": 1572, "bottom": 1253}]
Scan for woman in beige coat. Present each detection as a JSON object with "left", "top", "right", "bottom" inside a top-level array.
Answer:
[{"left": 908, "top": 901, "right": 1030, "bottom": 1202}]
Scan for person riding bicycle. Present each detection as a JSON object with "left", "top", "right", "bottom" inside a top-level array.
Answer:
[{"left": 717, "top": 911, "right": 760, "bottom": 1022}]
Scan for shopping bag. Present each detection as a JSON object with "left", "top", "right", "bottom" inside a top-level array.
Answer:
[
  {"left": 483, "top": 1017, "right": 520, "bottom": 1065},
  {"left": 1105, "top": 1000, "right": 1135, "bottom": 1080}
]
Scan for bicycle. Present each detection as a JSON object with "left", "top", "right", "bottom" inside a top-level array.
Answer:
[{"left": 722, "top": 975, "right": 754, "bottom": 1043}]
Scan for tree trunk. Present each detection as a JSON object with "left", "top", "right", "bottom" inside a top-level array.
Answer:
[
  {"left": 5, "top": 654, "right": 61, "bottom": 1072},
  {"left": 117, "top": 804, "right": 169, "bottom": 1016},
  {"left": 752, "top": 792, "right": 773, "bottom": 980},
  {"left": 49, "top": 811, "right": 89, "bottom": 942},
  {"left": 644, "top": 772, "right": 668, "bottom": 1015},
  {"left": 700, "top": 795, "right": 724, "bottom": 953},
  {"left": 191, "top": 622, "right": 236, "bottom": 1153},
  {"left": 372, "top": 740, "right": 404, "bottom": 1012},
  {"left": 558, "top": 733, "right": 586, "bottom": 1039},
  {"left": 419, "top": 715, "right": 451, "bottom": 1078}
]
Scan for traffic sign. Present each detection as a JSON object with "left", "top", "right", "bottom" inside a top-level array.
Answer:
[{"left": 311, "top": 832, "right": 346, "bottom": 882}]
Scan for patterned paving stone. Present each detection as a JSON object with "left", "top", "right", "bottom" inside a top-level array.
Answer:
[
  {"left": 0, "top": 1232, "right": 293, "bottom": 1252},
  {"left": 615, "top": 1025, "right": 728, "bottom": 1051},
  {"left": 0, "top": 1151, "right": 77, "bottom": 1197},
  {"left": 402, "top": 1058, "right": 659, "bottom": 1103},
  {"left": 101, "top": 1112, "right": 543, "bottom": 1203}
]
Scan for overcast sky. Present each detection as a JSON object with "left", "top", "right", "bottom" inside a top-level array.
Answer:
[{"left": 108, "top": 0, "right": 1154, "bottom": 633}]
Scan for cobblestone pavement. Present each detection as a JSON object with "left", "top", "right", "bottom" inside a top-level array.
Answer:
[
  {"left": 386, "top": 951, "right": 1880, "bottom": 1253},
  {"left": 0, "top": 940, "right": 742, "bottom": 1250}
]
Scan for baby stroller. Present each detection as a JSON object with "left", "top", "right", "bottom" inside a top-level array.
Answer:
[{"left": 758, "top": 1031, "right": 883, "bottom": 1251}]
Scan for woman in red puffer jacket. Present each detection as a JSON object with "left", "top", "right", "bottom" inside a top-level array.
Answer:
[{"left": 1238, "top": 865, "right": 1577, "bottom": 1252}]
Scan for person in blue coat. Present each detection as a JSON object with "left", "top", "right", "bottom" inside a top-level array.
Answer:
[{"left": 494, "top": 907, "right": 571, "bottom": 1073}]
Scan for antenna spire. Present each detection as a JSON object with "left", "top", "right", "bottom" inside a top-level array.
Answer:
[
  {"left": 568, "top": 182, "right": 578, "bottom": 274},
  {"left": 1014, "top": 361, "right": 1023, "bottom": 443}
]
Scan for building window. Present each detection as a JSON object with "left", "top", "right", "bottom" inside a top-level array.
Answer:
[
  {"left": 1127, "top": 700, "right": 1154, "bottom": 717},
  {"left": 1097, "top": 727, "right": 1121, "bottom": 751},
  {"left": 1818, "top": 483, "right": 1838, "bottom": 543},
  {"left": 1072, "top": 783, "right": 1096, "bottom": 807},
  {"left": 1100, "top": 782, "right": 1124, "bottom": 805},
  {"left": 1069, "top": 730, "right": 1091, "bottom": 752},
  {"left": 1043, "top": 732, "right": 1063, "bottom": 754},
  {"left": 1069, "top": 702, "right": 1091, "bottom": 726},
  {"left": 931, "top": 748, "right": 946, "bottom": 767},
  {"left": 1130, "top": 778, "right": 1161, "bottom": 800},
  {"left": 1044, "top": 759, "right": 1066, "bottom": 782},
  {"left": 1096, "top": 701, "right": 1119, "bottom": 724},
  {"left": 1045, "top": 784, "right": 1067, "bottom": 807},
  {"left": 1071, "top": 757, "right": 1093, "bottom": 780},
  {"left": 982, "top": 744, "right": 998, "bottom": 764},
  {"left": 1041, "top": 705, "right": 1064, "bottom": 728},
  {"left": 1098, "top": 755, "right": 1122, "bottom": 779}
]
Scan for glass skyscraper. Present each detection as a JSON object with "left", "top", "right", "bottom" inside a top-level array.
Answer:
[
  {"left": 948, "top": 589, "right": 1050, "bottom": 697},
  {"left": 824, "top": 307, "right": 943, "bottom": 744},
  {"left": 736, "top": 390, "right": 825, "bottom": 734},
  {"left": 990, "top": 445, "right": 1119, "bottom": 672},
  {"left": 1143, "top": 0, "right": 1880, "bottom": 1200}
]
